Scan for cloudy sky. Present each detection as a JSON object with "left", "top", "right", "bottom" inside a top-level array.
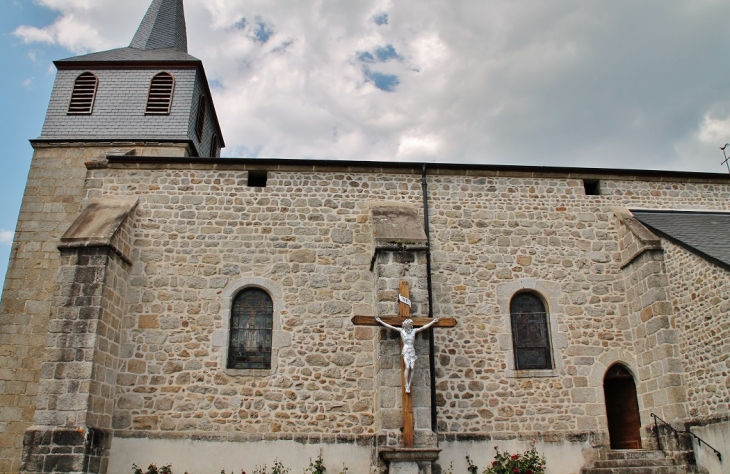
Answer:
[{"left": 1, "top": 0, "right": 730, "bottom": 283}]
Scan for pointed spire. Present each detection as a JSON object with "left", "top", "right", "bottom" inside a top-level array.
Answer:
[{"left": 130, "top": 0, "right": 188, "bottom": 52}]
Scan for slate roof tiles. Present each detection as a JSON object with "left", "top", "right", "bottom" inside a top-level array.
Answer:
[{"left": 632, "top": 210, "right": 730, "bottom": 270}]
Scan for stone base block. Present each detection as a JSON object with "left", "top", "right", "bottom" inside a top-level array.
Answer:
[
  {"left": 21, "top": 426, "right": 110, "bottom": 473},
  {"left": 380, "top": 448, "right": 441, "bottom": 474}
]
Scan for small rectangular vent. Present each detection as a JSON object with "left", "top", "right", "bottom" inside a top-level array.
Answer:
[
  {"left": 248, "top": 170, "right": 268, "bottom": 187},
  {"left": 68, "top": 72, "right": 98, "bottom": 115},
  {"left": 145, "top": 73, "right": 175, "bottom": 115},
  {"left": 583, "top": 179, "right": 601, "bottom": 196}
]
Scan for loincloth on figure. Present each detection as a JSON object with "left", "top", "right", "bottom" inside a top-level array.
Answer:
[{"left": 402, "top": 346, "right": 417, "bottom": 366}]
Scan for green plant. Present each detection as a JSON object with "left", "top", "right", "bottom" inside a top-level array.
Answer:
[
  {"left": 465, "top": 456, "right": 478, "bottom": 474},
  {"left": 482, "top": 444, "right": 546, "bottom": 474},
  {"left": 306, "top": 451, "right": 326, "bottom": 474},
  {"left": 271, "top": 460, "right": 290, "bottom": 474},
  {"left": 338, "top": 465, "right": 348, "bottom": 474},
  {"left": 253, "top": 465, "right": 267, "bottom": 474},
  {"left": 132, "top": 464, "right": 173, "bottom": 474}
]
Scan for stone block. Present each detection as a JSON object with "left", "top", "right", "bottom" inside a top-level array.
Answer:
[
  {"left": 572, "top": 388, "right": 596, "bottom": 403},
  {"left": 290, "top": 250, "right": 316, "bottom": 263},
  {"left": 138, "top": 314, "right": 159, "bottom": 329}
]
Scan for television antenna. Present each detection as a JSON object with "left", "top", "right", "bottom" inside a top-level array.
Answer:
[{"left": 721, "top": 144, "right": 730, "bottom": 173}]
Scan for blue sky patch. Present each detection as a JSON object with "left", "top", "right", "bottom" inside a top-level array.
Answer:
[
  {"left": 272, "top": 39, "right": 294, "bottom": 53},
  {"left": 357, "top": 51, "right": 375, "bottom": 63},
  {"left": 234, "top": 17, "right": 247, "bottom": 30},
  {"left": 357, "top": 44, "right": 400, "bottom": 65},
  {"left": 375, "top": 44, "right": 400, "bottom": 62},
  {"left": 364, "top": 68, "right": 399, "bottom": 92},
  {"left": 373, "top": 13, "right": 388, "bottom": 26},
  {"left": 254, "top": 18, "right": 274, "bottom": 43}
]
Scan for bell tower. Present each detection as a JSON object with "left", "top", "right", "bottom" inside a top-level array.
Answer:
[
  {"left": 0, "top": 1, "right": 223, "bottom": 472},
  {"left": 39, "top": 0, "right": 224, "bottom": 158}
]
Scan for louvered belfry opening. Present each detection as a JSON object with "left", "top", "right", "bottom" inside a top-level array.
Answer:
[
  {"left": 145, "top": 72, "right": 175, "bottom": 114},
  {"left": 68, "top": 72, "right": 98, "bottom": 115},
  {"left": 195, "top": 95, "right": 206, "bottom": 140},
  {"left": 209, "top": 134, "right": 219, "bottom": 157}
]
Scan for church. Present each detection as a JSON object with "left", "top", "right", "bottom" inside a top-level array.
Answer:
[{"left": 0, "top": 1, "right": 728, "bottom": 473}]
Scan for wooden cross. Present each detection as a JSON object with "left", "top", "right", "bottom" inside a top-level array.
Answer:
[{"left": 351, "top": 280, "right": 456, "bottom": 448}]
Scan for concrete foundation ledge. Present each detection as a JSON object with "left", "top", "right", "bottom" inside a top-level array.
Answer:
[
  {"left": 437, "top": 430, "right": 594, "bottom": 444},
  {"left": 108, "top": 437, "right": 373, "bottom": 474},
  {"left": 113, "top": 430, "right": 376, "bottom": 446}
]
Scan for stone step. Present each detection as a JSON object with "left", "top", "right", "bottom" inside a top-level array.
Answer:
[
  {"left": 581, "top": 450, "right": 690, "bottom": 474},
  {"left": 593, "top": 458, "right": 678, "bottom": 468},
  {"left": 581, "top": 467, "right": 687, "bottom": 474},
  {"left": 599, "top": 450, "right": 667, "bottom": 461}
]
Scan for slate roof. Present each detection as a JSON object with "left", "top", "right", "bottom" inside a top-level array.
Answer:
[
  {"left": 130, "top": 0, "right": 187, "bottom": 52},
  {"left": 57, "top": 47, "right": 199, "bottom": 64},
  {"left": 632, "top": 210, "right": 730, "bottom": 270},
  {"left": 57, "top": 0, "right": 196, "bottom": 64}
]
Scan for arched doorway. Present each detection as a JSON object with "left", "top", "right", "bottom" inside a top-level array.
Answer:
[{"left": 603, "top": 364, "right": 642, "bottom": 449}]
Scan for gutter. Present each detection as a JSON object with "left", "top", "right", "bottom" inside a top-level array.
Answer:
[{"left": 422, "top": 164, "right": 438, "bottom": 434}]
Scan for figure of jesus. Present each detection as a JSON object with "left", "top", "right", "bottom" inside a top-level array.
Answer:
[{"left": 375, "top": 317, "right": 439, "bottom": 393}]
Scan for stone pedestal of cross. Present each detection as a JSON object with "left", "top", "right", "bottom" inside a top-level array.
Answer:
[{"left": 351, "top": 280, "right": 456, "bottom": 448}]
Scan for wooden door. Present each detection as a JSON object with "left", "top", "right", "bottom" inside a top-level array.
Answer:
[{"left": 604, "top": 364, "right": 642, "bottom": 449}]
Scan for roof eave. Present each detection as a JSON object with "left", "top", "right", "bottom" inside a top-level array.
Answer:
[
  {"left": 101, "top": 156, "right": 730, "bottom": 181},
  {"left": 53, "top": 59, "right": 202, "bottom": 69}
]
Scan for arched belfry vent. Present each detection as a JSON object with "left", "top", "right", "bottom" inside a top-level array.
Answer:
[
  {"left": 210, "top": 134, "right": 219, "bottom": 157},
  {"left": 145, "top": 72, "right": 175, "bottom": 114},
  {"left": 67, "top": 72, "right": 98, "bottom": 115},
  {"left": 195, "top": 95, "right": 206, "bottom": 140}
]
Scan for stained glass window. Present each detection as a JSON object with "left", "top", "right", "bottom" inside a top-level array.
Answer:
[
  {"left": 510, "top": 292, "right": 552, "bottom": 370},
  {"left": 228, "top": 289, "right": 273, "bottom": 370}
]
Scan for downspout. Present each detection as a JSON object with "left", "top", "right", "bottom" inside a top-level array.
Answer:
[{"left": 422, "top": 163, "right": 438, "bottom": 434}]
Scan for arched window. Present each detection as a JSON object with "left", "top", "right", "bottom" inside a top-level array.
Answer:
[
  {"left": 510, "top": 292, "right": 552, "bottom": 370},
  {"left": 145, "top": 72, "right": 175, "bottom": 114},
  {"left": 209, "top": 133, "right": 219, "bottom": 157},
  {"left": 68, "top": 72, "right": 98, "bottom": 115},
  {"left": 195, "top": 95, "right": 206, "bottom": 140},
  {"left": 228, "top": 288, "right": 273, "bottom": 370}
]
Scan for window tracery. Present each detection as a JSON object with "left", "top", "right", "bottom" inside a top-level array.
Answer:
[
  {"left": 228, "top": 288, "right": 273, "bottom": 370},
  {"left": 510, "top": 292, "right": 553, "bottom": 370}
]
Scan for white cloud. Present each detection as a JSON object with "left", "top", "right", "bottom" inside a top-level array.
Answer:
[
  {"left": 697, "top": 115, "right": 730, "bottom": 146},
  {"left": 11, "top": 0, "right": 730, "bottom": 172},
  {"left": 22, "top": 77, "right": 35, "bottom": 88},
  {"left": 0, "top": 230, "right": 14, "bottom": 245}
]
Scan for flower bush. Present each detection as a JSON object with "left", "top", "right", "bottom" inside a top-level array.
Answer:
[
  {"left": 481, "top": 445, "right": 546, "bottom": 474},
  {"left": 132, "top": 464, "right": 172, "bottom": 474},
  {"left": 133, "top": 455, "right": 348, "bottom": 474}
]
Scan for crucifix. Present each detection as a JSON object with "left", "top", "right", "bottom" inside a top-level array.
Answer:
[{"left": 351, "top": 280, "right": 456, "bottom": 447}]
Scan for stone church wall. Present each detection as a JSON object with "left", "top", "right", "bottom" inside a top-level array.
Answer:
[
  {"left": 10, "top": 157, "right": 730, "bottom": 472},
  {"left": 664, "top": 238, "right": 730, "bottom": 474},
  {"left": 77, "top": 161, "right": 730, "bottom": 449},
  {"left": 93, "top": 167, "right": 413, "bottom": 437},
  {"left": 664, "top": 240, "right": 730, "bottom": 418},
  {"left": 0, "top": 144, "right": 188, "bottom": 472}
]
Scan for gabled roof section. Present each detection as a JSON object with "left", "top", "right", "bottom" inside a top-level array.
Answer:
[
  {"left": 632, "top": 210, "right": 730, "bottom": 271},
  {"left": 130, "top": 0, "right": 188, "bottom": 52}
]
